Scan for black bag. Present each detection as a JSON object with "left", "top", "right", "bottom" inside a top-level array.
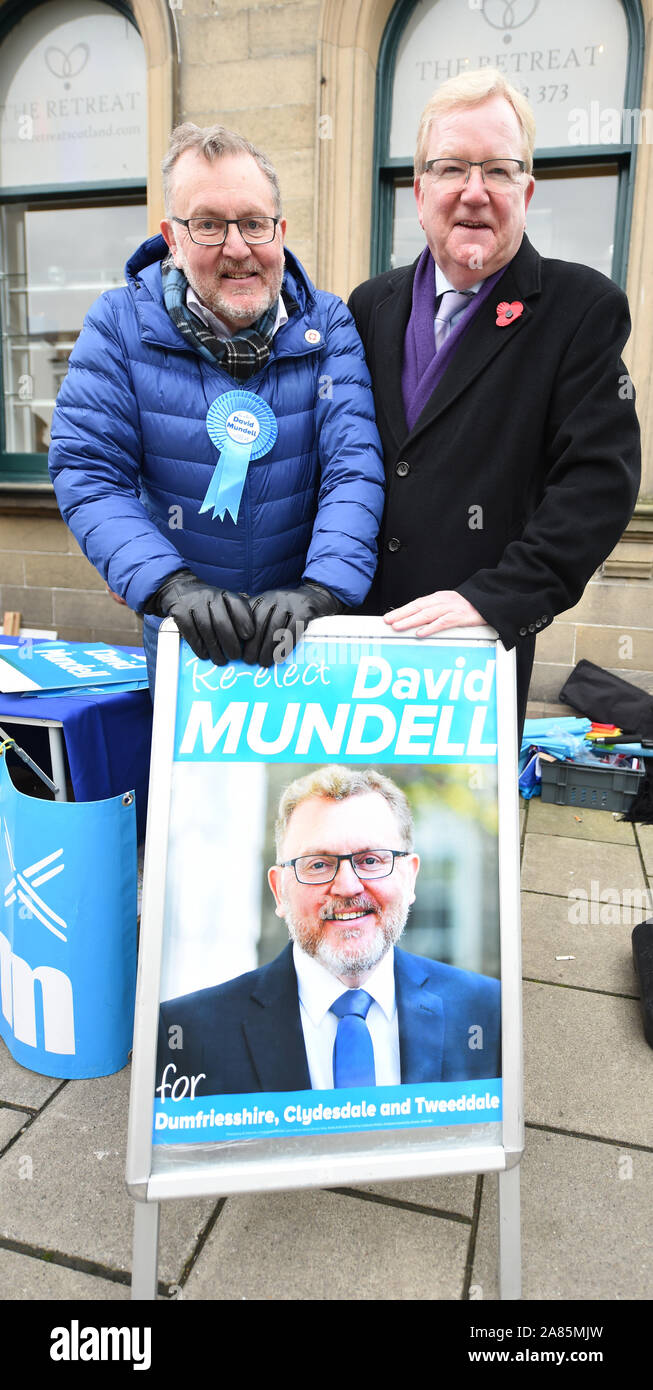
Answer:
[
  {"left": 632, "top": 921, "right": 653, "bottom": 1049},
  {"left": 559, "top": 660, "right": 653, "bottom": 738}
]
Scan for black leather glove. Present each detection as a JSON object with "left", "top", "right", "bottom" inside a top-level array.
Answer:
[
  {"left": 144, "top": 569, "right": 255, "bottom": 666},
  {"left": 243, "top": 581, "right": 344, "bottom": 666}
]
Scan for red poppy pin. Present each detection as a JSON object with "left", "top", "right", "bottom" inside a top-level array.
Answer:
[{"left": 496, "top": 300, "right": 524, "bottom": 327}]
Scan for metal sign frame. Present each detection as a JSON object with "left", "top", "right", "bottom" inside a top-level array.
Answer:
[{"left": 127, "top": 616, "right": 523, "bottom": 1298}]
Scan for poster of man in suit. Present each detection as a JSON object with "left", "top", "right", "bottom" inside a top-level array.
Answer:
[
  {"left": 156, "top": 764, "right": 501, "bottom": 1101},
  {"left": 152, "top": 628, "right": 506, "bottom": 1147}
]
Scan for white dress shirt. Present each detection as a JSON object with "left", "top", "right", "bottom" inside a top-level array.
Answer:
[
  {"left": 292, "top": 943, "right": 401, "bottom": 1088},
  {"left": 434, "top": 263, "right": 484, "bottom": 338}
]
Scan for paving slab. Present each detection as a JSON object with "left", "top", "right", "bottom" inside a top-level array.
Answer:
[
  {"left": 0, "top": 1106, "right": 31, "bottom": 1149},
  {"left": 521, "top": 833, "right": 646, "bottom": 900},
  {"left": 346, "top": 1173, "right": 477, "bottom": 1217},
  {"left": 472, "top": 1128, "right": 653, "bottom": 1300},
  {"left": 0, "top": 1039, "right": 64, "bottom": 1110},
  {"left": 635, "top": 823, "right": 653, "bottom": 876},
  {"left": 182, "top": 1187, "right": 471, "bottom": 1300},
  {"left": 523, "top": 981, "right": 653, "bottom": 1146},
  {"left": 521, "top": 891, "right": 640, "bottom": 996},
  {"left": 0, "top": 1247, "right": 130, "bottom": 1300},
  {"left": 0, "top": 1066, "right": 217, "bottom": 1285},
  {"left": 525, "top": 799, "right": 637, "bottom": 844}
]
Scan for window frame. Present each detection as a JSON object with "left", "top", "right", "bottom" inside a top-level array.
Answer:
[
  {"left": 371, "top": 0, "right": 645, "bottom": 287},
  {"left": 0, "top": 0, "right": 146, "bottom": 489}
]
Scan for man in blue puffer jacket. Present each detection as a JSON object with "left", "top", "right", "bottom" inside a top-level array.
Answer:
[{"left": 48, "top": 124, "right": 385, "bottom": 681}]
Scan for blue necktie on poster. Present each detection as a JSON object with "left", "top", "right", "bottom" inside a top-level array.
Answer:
[
  {"left": 202, "top": 390, "right": 278, "bottom": 523},
  {"left": 331, "top": 989, "right": 376, "bottom": 1087}
]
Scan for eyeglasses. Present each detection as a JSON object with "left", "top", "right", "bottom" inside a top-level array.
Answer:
[
  {"left": 423, "top": 159, "right": 526, "bottom": 191},
  {"left": 278, "top": 850, "right": 410, "bottom": 885},
  {"left": 171, "top": 215, "right": 279, "bottom": 246}
]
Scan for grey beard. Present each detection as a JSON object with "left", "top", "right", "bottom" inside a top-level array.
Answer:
[
  {"left": 313, "top": 924, "right": 398, "bottom": 980},
  {"left": 183, "top": 255, "right": 283, "bottom": 327},
  {"left": 283, "top": 894, "right": 410, "bottom": 980}
]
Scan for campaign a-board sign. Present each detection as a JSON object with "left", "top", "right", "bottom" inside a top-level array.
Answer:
[{"left": 127, "top": 617, "right": 522, "bottom": 1205}]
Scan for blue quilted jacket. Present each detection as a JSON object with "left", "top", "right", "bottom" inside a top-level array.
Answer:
[{"left": 49, "top": 236, "right": 385, "bottom": 612}]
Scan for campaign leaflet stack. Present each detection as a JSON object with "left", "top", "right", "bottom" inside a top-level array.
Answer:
[
  {"left": 153, "top": 635, "right": 502, "bottom": 1145},
  {"left": 0, "top": 639, "right": 148, "bottom": 694}
]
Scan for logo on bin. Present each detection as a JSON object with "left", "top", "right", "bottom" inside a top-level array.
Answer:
[
  {"left": 1, "top": 818, "right": 75, "bottom": 1056},
  {"left": 3, "top": 819, "right": 67, "bottom": 941}
]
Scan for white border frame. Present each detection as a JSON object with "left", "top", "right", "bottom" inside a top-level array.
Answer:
[{"left": 127, "top": 616, "right": 522, "bottom": 1210}]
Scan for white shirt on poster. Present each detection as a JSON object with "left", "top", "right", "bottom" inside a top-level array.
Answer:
[{"left": 292, "top": 943, "right": 401, "bottom": 1089}]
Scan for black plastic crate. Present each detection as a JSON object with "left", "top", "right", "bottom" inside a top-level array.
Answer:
[{"left": 539, "top": 757, "right": 644, "bottom": 812}]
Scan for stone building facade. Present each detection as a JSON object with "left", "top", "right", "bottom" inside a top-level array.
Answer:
[{"left": 1, "top": 0, "right": 652, "bottom": 702}]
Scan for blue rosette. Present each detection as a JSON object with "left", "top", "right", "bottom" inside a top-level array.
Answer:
[{"left": 202, "top": 390, "right": 278, "bottom": 523}]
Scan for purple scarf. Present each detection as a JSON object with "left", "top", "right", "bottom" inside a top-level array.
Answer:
[{"left": 402, "top": 248, "right": 506, "bottom": 432}]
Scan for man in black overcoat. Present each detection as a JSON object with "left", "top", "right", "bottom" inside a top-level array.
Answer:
[{"left": 348, "top": 69, "right": 640, "bottom": 727}]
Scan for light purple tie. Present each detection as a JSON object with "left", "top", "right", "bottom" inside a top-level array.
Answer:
[{"left": 434, "top": 290, "right": 473, "bottom": 351}]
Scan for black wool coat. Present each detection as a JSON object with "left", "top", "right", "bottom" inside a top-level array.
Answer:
[{"left": 348, "top": 236, "right": 640, "bottom": 670}]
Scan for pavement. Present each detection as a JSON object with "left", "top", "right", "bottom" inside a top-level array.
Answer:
[{"left": 1, "top": 778, "right": 652, "bottom": 1303}]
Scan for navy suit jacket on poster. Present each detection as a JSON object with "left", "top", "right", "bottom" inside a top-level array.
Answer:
[{"left": 156, "top": 943, "right": 501, "bottom": 1096}]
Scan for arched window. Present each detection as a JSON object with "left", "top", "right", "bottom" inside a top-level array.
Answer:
[
  {"left": 373, "top": 0, "right": 643, "bottom": 283},
  {"left": 0, "top": 0, "right": 148, "bottom": 485}
]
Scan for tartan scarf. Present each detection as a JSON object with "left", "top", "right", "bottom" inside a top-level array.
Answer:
[{"left": 161, "top": 255, "right": 288, "bottom": 382}]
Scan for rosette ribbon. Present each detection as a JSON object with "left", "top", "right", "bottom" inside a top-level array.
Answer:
[{"left": 201, "top": 390, "right": 278, "bottom": 523}]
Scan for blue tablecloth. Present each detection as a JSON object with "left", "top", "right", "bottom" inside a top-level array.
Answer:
[{"left": 0, "top": 642, "right": 152, "bottom": 838}]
